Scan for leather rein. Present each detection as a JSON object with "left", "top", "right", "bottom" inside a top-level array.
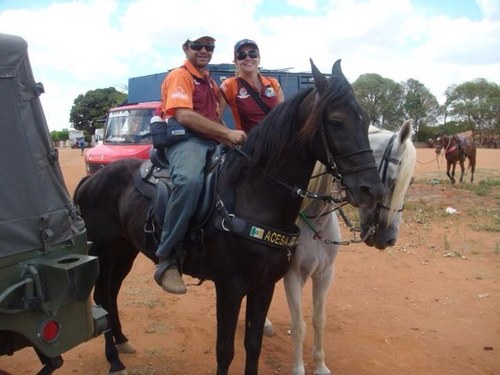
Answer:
[{"left": 215, "top": 122, "right": 379, "bottom": 251}]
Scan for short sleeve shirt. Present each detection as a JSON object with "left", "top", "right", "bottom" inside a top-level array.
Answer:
[
  {"left": 160, "top": 59, "right": 219, "bottom": 122},
  {"left": 220, "top": 75, "right": 281, "bottom": 133}
]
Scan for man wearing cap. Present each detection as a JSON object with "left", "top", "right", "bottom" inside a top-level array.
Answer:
[
  {"left": 219, "top": 39, "right": 284, "bottom": 133},
  {"left": 154, "top": 35, "right": 247, "bottom": 294}
]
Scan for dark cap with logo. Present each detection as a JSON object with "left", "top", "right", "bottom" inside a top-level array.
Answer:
[{"left": 234, "top": 39, "right": 259, "bottom": 55}]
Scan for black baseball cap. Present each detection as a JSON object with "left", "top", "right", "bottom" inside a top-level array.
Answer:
[{"left": 234, "top": 39, "right": 259, "bottom": 55}]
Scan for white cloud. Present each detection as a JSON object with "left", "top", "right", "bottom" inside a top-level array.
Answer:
[
  {"left": 477, "top": 0, "right": 500, "bottom": 20},
  {"left": 1, "top": 0, "right": 499, "bottom": 130},
  {"left": 286, "top": 0, "right": 317, "bottom": 11}
]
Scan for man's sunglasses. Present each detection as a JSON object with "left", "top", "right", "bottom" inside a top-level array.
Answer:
[
  {"left": 236, "top": 50, "right": 259, "bottom": 61},
  {"left": 189, "top": 43, "right": 215, "bottom": 52}
]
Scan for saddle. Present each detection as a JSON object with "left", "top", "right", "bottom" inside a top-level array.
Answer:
[
  {"left": 134, "top": 145, "right": 301, "bottom": 266},
  {"left": 449, "top": 135, "right": 468, "bottom": 159},
  {"left": 134, "top": 145, "right": 227, "bottom": 255}
]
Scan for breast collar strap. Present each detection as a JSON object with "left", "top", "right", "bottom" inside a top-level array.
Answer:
[{"left": 214, "top": 199, "right": 300, "bottom": 261}]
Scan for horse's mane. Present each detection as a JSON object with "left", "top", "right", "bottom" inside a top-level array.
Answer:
[
  {"left": 299, "top": 162, "right": 334, "bottom": 212},
  {"left": 369, "top": 124, "right": 416, "bottom": 225}
]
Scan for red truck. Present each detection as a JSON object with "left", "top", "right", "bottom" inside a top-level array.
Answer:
[{"left": 84, "top": 101, "right": 159, "bottom": 175}]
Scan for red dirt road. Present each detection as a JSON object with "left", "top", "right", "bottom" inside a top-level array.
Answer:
[{"left": 1, "top": 147, "right": 499, "bottom": 375}]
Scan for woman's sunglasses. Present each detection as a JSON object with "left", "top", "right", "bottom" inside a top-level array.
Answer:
[
  {"left": 236, "top": 50, "right": 259, "bottom": 61},
  {"left": 189, "top": 43, "right": 215, "bottom": 52}
]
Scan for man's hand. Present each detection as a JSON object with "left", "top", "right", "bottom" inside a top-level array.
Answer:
[{"left": 223, "top": 129, "right": 247, "bottom": 147}]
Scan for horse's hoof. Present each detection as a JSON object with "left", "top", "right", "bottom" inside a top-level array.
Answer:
[
  {"left": 109, "top": 370, "right": 128, "bottom": 375},
  {"left": 314, "top": 368, "right": 331, "bottom": 375},
  {"left": 263, "top": 324, "right": 275, "bottom": 337},
  {"left": 116, "top": 341, "right": 136, "bottom": 354}
]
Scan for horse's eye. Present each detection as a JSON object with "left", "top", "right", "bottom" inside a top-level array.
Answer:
[
  {"left": 326, "top": 115, "right": 343, "bottom": 127},
  {"left": 326, "top": 111, "right": 346, "bottom": 126},
  {"left": 328, "top": 119, "right": 343, "bottom": 127}
]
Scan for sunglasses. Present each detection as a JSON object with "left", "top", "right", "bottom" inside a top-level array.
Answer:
[
  {"left": 189, "top": 42, "right": 215, "bottom": 52},
  {"left": 236, "top": 50, "right": 259, "bottom": 61}
]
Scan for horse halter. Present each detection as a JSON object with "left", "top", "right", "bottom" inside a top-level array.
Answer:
[
  {"left": 249, "top": 121, "right": 377, "bottom": 202},
  {"left": 371, "top": 133, "right": 404, "bottom": 218},
  {"left": 318, "top": 123, "right": 377, "bottom": 178},
  {"left": 306, "top": 133, "right": 404, "bottom": 246}
]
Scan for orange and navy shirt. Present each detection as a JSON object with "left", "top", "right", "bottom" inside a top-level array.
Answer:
[
  {"left": 220, "top": 75, "right": 281, "bottom": 133},
  {"left": 160, "top": 59, "right": 220, "bottom": 122}
]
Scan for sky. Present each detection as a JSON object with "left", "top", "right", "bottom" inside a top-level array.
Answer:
[{"left": 1, "top": 0, "right": 499, "bottom": 131}]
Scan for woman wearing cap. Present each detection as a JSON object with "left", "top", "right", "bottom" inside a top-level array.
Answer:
[{"left": 219, "top": 39, "right": 284, "bottom": 133}]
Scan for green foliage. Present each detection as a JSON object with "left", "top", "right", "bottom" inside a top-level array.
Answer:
[
  {"left": 351, "top": 72, "right": 499, "bottom": 141},
  {"left": 457, "top": 177, "right": 500, "bottom": 196},
  {"left": 444, "top": 79, "right": 500, "bottom": 139},
  {"left": 352, "top": 73, "right": 405, "bottom": 130},
  {"left": 50, "top": 129, "right": 69, "bottom": 142},
  {"left": 403, "top": 79, "right": 441, "bottom": 141},
  {"left": 69, "top": 87, "right": 127, "bottom": 134}
]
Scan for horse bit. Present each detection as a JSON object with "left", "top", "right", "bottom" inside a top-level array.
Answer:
[{"left": 301, "top": 133, "right": 402, "bottom": 246}]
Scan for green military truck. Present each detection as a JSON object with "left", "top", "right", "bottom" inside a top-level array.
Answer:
[{"left": 0, "top": 33, "right": 107, "bottom": 373}]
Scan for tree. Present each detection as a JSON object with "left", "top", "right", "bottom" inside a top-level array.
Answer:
[
  {"left": 50, "top": 130, "right": 69, "bottom": 143},
  {"left": 403, "top": 79, "right": 440, "bottom": 141},
  {"left": 352, "top": 73, "right": 405, "bottom": 130},
  {"left": 69, "top": 87, "right": 127, "bottom": 134},
  {"left": 444, "top": 79, "right": 500, "bottom": 141}
]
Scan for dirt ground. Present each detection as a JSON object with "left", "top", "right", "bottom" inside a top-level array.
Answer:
[{"left": 1, "top": 147, "right": 499, "bottom": 375}]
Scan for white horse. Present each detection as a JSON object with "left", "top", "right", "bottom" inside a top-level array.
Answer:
[{"left": 265, "top": 120, "right": 416, "bottom": 375}]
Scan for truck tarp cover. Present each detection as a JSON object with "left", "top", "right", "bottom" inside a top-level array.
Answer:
[{"left": 0, "top": 33, "right": 84, "bottom": 257}]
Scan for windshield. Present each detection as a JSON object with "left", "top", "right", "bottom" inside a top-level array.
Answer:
[{"left": 104, "top": 108, "right": 153, "bottom": 144}]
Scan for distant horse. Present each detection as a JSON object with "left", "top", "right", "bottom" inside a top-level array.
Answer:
[
  {"left": 264, "top": 121, "right": 416, "bottom": 375},
  {"left": 73, "top": 59, "right": 385, "bottom": 375},
  {"left": 435, "top": 134, "right": 476, "bottom": 183}
]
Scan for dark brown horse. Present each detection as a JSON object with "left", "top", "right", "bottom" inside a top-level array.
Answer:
[
  {"left": 73, "top": 59, "right": 385, "bottom": 375},
  {"left": 435, "top": 134, "right": 476, "bottom": 183}
]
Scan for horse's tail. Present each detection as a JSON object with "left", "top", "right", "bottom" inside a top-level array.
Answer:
[
  {"left": 468, "top": 144, "right": 477, "bottom": 172},
  {"left": 73, "top": 175, "right": 91, "bottom": 202}
]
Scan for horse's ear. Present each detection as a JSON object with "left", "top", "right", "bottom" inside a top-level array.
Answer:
[
  {"left": 332, "top": 59, "right": 342, "bottom": 76},
  {"left": 310, "top": 58, "right": 328, "bottom": 95},
  {"left": 399, "top": 120, "right": 413, "bottom": 144}
]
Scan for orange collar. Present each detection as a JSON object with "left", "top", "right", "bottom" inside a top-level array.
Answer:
[{"left": 183, "top": 59, "right": 209, "bottom": 79}]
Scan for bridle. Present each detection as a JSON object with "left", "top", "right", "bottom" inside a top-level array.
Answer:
[
  {"left": 224, "top": 111, "right": 382, "bottom": 248},
  {"left": 232, "top": 121, "right": 378, "bottom": 201},
  {"left": 319, "top": 122, "right": 377, "bottom": 177},
  {"left": 300, "top": 133, "right": 405, "bottom": 246}
]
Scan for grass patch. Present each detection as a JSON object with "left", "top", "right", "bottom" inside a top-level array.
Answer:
[
  {"left": 466, "top": 205, "right": 500, "bottom": 232},
  {"left": 471, "top": 223, "right": 500, "bottom": 232},
  {"left": 459, "top": 177, "right": 500, "bottom": 196},
  {"left": 404, "top": 201, "right": 438, "bottom": 224},
  {"left": 145, "top": 321, "right": 168, "bottom": 334},
  {"left": 144, "top": 347, "right": 164, "bottom": 357},
  {"left": 126, "top": 297, "right": 164, "bottom": 308},
  {"left": 128, "top": 366, "right": 159, "bottom": 375}
]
